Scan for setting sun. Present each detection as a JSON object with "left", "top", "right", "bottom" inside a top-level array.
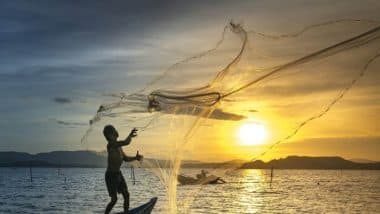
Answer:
[{"left": 238, "top": 123, "right": 267, "bottom": 146}]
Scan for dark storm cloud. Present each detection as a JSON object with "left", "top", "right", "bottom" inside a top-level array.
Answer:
[
  {"left": 53, "top": 97, "right": 72, "bottom": 104},
  {"left": 0, "top": 0, "right": 219, "bottom": 57},
  {"left": 0, "top": 0, "right": 194, "bottom": 70},
  {"left": 0, "top": 0, "right": 219, "bottom": 92}
]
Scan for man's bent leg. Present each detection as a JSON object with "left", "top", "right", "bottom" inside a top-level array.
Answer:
[
  {"left": 105, "top": 195, "right": 117, "bottom": 214},
  {"left": 122, "top": 190, "right": 130, "bottom": 213}
]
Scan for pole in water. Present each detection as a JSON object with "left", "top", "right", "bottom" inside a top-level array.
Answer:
[
  {"left": 270, "top": 166, "right": 274, "bottom": 188},
  {"left": 29, "top": 161, "right": 33, "bottom": 183},
  {"left": 130, "top": 166, "right": 136, "bottom": 185}
]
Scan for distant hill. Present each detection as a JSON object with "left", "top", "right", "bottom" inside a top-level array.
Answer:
[
  {"left": 240, "top": 156, "right": 380, "bottom": 170},
  {"left": 0, "top": 151, "right": 107, "bottom": 168},
  {"left": 1, "top": 151, "right": 379, "bottom": 169},
  {"left": 349, "top": 158, "right": 377, "bottom": 163},
  {"left": 0, "top": 151, "right": 205, "bottom": 168},
  {"left": 0, "top": 150, "right": 234, "bottom": 168}
]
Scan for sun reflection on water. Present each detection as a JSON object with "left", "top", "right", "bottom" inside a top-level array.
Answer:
[{"left": 235, "top": 169, "right": 268, "bottom": 213}]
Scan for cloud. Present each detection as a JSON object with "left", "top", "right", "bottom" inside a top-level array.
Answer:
[
  {"left": 169, "top": 106, "right": 246, "bottom": 121},
  {"left": 54, "top": 119, "right": 87, "bottom": 127},
  {"left": 53, "top": 97, "right": 72, "bottom": 104},
  {"left": 210, "top": 108, "right": 246, "bottom": 121}
]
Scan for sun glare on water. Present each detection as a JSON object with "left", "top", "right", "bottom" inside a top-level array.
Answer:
[{"left": 238, "top": 123, "right": 267, "bottom": 146}]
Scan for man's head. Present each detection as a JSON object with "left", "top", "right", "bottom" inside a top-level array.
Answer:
[{"left": 103, "top": 125, "right": 119, "bottom": 142}]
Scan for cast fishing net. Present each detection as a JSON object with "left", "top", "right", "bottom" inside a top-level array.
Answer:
[{"left": 82, "top": 19, "right": 380, "bottom": 213}]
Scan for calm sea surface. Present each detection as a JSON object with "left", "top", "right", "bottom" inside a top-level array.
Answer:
[{"left": 0, "top": 168, "right": 379, "bottom": 213}]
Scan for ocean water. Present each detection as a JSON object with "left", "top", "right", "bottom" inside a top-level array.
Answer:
[{"left": 0, "top": 168, "right": 379, "bottom": 213}]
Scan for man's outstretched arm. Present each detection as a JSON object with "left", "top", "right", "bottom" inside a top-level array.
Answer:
[
  {"left": 123, "top": 155, "right": 137, "bottom": 162},
  {"left": 110, "top": 128, "right": 138, "bottom": 148}
]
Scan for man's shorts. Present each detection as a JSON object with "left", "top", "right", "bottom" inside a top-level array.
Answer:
[{"left": 105, "top": 170, "right": 128, "bottom": 197}]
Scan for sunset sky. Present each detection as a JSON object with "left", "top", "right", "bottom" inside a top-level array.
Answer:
[{"left": 1, "top": 0, "right": 379, "bottom": 162}]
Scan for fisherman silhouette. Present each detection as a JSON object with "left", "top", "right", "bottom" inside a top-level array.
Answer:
[
  {"left": 103, "top": 125, "right": 143, "bottom": 214},
  {"left": 196, "top": 169, "right": 208, "bottom": 180}
]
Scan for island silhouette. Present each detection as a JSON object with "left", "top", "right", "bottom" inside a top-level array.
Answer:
[{"left": 1, "top": 151, "right": 379, "bottom": 170}]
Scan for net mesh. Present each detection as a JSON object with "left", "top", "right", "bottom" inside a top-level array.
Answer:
[{"left": 82, "top": 20, "right": 380, "bottom": 213}]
